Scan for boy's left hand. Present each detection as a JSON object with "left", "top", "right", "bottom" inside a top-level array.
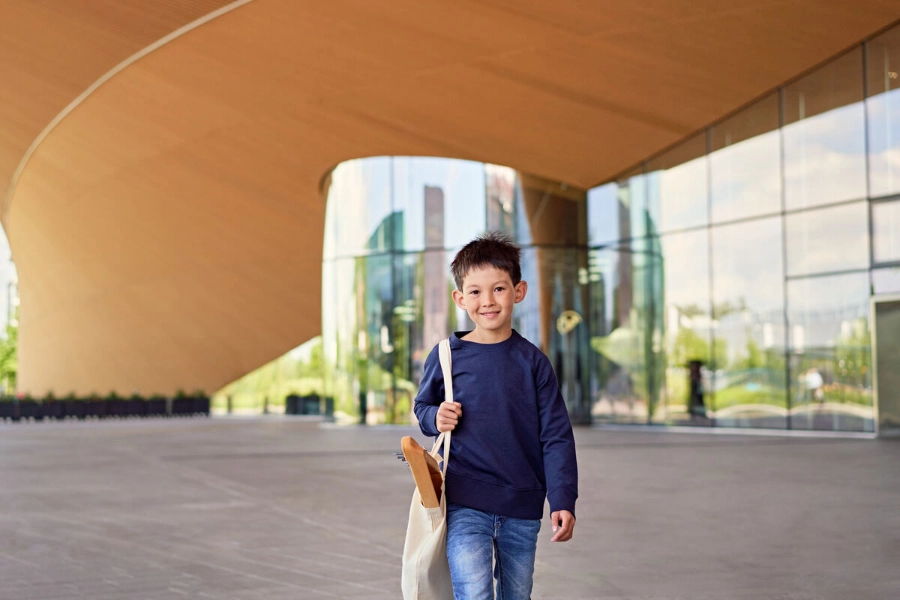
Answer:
[{"left": 550, "top": 510, "right": 575, "bottom": 542}]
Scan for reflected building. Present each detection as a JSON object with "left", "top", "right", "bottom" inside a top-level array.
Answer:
[{"left": 322, "top": 23, "right": 900, "bottom": 435}]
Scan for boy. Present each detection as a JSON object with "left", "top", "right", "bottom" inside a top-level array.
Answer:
[{"left": 413, "top": 231, "right": 578, "bottom": 599}]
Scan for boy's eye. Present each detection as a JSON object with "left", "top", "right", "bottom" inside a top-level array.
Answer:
[{"left": 495, "top": 287, "right": 505, "bottom": 292}]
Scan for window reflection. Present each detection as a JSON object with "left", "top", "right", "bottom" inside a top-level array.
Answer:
[
  {"left": 866, "top": 26, "right": 900, "bottom": 198},
  {"left": 589, "top": 239, "right": 663, "bottom": 424},
  {"left": 658, "top": 230, "right": 711, "bottom": 425},
  {"left": 873, "top": 266, "right": 900, "bottom": 294},
  {"left": 785, "top": 201, "right": 869, "bottom": 276},
  {"left": 711, "top": 217, "right": 787, "bottom": 429},
  {"left": 783, "top": 49, "right": 867, "bottom": 210},
  {"left": 519, "top": 247, "right": 591, "bottom": 422},
  {"left": 646, "top": 133, "right": 708, "bottom": 233},
  {"left": 787, "top": 273, "right": 872, "bottom": 432},
  {"left": 323, "top": 157, "right": 591, "bottom": 424},
  {"left": 710, "top": 94, "right": 781, "bottom": 223},
  {"left": 873, "top": 200, "right": 900, "bottom": 264},
  {"left": 323, "top": 159, "right": 393, "bottom": 258}
]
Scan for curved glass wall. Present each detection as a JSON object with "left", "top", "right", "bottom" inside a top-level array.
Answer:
[
  {"left": 321, "top": 22, "right": 900, "bottom": 433},
  {"left": 321, "top": 158, "right": 590, "bottom": 425}
]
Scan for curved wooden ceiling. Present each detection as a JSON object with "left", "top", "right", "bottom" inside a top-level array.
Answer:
[{"left": 2, "top": 0, "right": 898, "bottom": 395}]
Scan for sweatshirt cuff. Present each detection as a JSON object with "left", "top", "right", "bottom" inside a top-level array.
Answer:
[
  {"left": 417, "top": 405, "right": 440, "bottom": 437},
  {"left": 548, "top": 489, "right": 577, "bottom": 518}
]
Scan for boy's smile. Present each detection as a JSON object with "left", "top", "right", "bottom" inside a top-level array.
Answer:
[{"left": 452, "top": 265, "right": 527, "bottom": 343}]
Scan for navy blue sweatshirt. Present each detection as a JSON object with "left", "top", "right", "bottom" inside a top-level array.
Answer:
[{"left": 413, "top": 331, "right": 578, "bottom": 520}]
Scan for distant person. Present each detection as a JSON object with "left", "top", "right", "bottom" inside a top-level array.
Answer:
[
  {"left": 414, "top": 231, "right": 579, "bottom": 599},
  {"left": 806, "top": 367, "right": 824, "bottom": 403}
]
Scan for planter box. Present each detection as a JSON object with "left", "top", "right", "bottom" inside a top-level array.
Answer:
[
  {"left": 285, "top": 395, "right": 300, "bottom": 415},
  {"left": 299, "top": 395, "right": 321, "bottom": 415},
  {"left": 0, "top": 401, "right": 14, "bottom": 421},
  {"left": 86, "top": 400, "right": 108, "bottom": 419},
  {"left": 19, "top": 400, "right": 42, "bottom": 421},
  {"left": 192, "top": 396, "right": 210, "bottom": 415},
  {"left": 172, "top": 397, "right": 192, "bottom": 415},
  {"left": 42, "top": 401, "right": 64, "bottom": 420},
  {"left": 125, "top": 398, "right": 147, "bottom": 417},
  {"left": 64, "top": 400, "right": 87, "bottom": 420},
  {"left": 146, "top": 398, "right": 167, "bottom": 417},
  {"left": 107, "top": 399, "right": 127, "bottom": 417}
]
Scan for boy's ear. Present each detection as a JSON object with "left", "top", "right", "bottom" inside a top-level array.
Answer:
[
  {"left": 514, "top": 280, "right": 527, "bottom": 304},
  {"left": 452, "top": 289, "right": 466, "bottom": 309}
]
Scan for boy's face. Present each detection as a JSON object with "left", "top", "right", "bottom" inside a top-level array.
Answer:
[{"left": 452, "top": 265, "right": 527, "bottom": 342}]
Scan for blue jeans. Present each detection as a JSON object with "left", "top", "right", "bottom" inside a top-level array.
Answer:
[{"left": 445, "top": 503, "right": 541, "bottom": 600}]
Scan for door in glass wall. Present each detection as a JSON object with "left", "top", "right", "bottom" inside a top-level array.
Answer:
[
  {"left": 873, "top": 296, "right": 900, "bottom": 437},
  {"left": 787, "top": 273, "right": 872, "bottom": 432},
  {"left": 711, "top": 217, "right": 787, "bottom": 429}
]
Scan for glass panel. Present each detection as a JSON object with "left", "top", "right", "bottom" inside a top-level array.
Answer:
[
  {"left": 485, "top": 164, "right": 518, "bottom": 237},
  {"left": 783, "top": 48, "right": 867, "bottom": 210},
  {"left": 646, "top": 133, "right": 708, "bottom": 233},
  {"left": 322, "top": 257, "right": 361, "bottom": 423},
  {"left": 866, "top": 24, "right": 900, "bottom": 198},
  {"left": 392, "top": 253, "right": 425, "bottom": 425},
  {"left": 517, "top": 247, "right": 591, "bottom": 422},
  {"left": 873, "top": 199, "right": 900, "bottom": 264},
  {"left": 658, "top": 229, "right": 712, "bottom": 425},
  {"left": 322, "top": 158, "right": 393, "bottom": 257},
  {"left": 785, "top": 201, "right": 869, "bottom": 276},
  {"left": 587, "top": 169, "right": 644, "bottom": 245},
  {"left": 873, "top": 266, "right": 900, "bottom": 294},
  {"left": 519, "top": 173, "right": 586, "bottom": 246},
  {"left": 588, "top": 239, "right": 663, "bottom": 424},
  {"left": 711, "top": 217, "right": 787, "bottom": 429},
  {"left": 587, "top": 183, "right": 620, "bottom": 245},
  {"left": 710, "top": 94, "right": 781, "bottom": 223},
  {"left": 787, "top": 273, "right": 873, "bottom": 432},
  {"left": 392, "top": 157, "right": 486, "bottom": 251}
]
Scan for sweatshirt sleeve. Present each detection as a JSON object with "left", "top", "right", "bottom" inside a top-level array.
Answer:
[
  {"left": 413, "top": 344, "right": 444, "bottom": 437},
  {"left": 535, "top": 354, "right": 579, "bottom": 517}
]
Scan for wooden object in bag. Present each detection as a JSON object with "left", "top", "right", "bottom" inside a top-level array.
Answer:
[{"left": 401, "top": 436, "right": 443, "bottom": 509}]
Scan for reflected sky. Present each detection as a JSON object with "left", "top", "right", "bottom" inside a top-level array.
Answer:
[
  {"left": 783, "top": 103, "right": 867, "bottom": 210},
  {"left": 868, "top": 89, "right": 900, "bottom": 198},
  {"left": 712, "top": 216, "right": 784, "bottom": 313},
  {"left": 872, "top": 200, "right": 900, "bottom": 263},
  {"left": 710, "top": 131, "right": 781, "bottom": 223},
  {"left": 325, "top": 157, "right": 488, "bottom": 258},
  {"left": 787, "top": 272, "right": 870, "bottom": 350},
  {"left": 646, "top": 148, "right": 708, "bottom": 234},
  {"left": 785, "top": 201, "right": 869, "bottom": 276}
]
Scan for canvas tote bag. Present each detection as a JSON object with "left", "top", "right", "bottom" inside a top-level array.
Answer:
[{"left": 401, "top": 338, "right": 454, "bottom": 599}]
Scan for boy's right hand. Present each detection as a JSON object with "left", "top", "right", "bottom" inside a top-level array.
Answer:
[{"left": 435, "top": 402, "right": 462, "bottom": 432}]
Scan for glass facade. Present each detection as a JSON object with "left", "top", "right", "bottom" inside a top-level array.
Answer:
[
  {"left": 321, "top": 23, "right": 900, "bottom": 433},
  {"left": 321, "top": 158, "right": 590, "bottom": 425}
]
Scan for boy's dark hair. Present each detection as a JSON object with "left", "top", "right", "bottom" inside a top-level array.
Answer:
[{"left": 451, "top": 231, "right": 522, "bottom": 290}]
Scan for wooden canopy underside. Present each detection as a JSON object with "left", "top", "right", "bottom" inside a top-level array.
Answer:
[{"left": 1, "top": 0, "right": 897, "bottom": 395}]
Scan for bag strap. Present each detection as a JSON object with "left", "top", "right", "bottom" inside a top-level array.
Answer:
[{"left": 430, "top": 338, "right": 453, "bottom": 477}]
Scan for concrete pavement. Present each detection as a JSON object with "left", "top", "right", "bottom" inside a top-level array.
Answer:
[{"left": 0, "top": 417, "right": 897, "bottom": 599}]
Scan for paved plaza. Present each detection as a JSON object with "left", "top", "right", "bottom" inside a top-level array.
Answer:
[{"left": 0, "top": 417, "right": 897, "bottom": 599}]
